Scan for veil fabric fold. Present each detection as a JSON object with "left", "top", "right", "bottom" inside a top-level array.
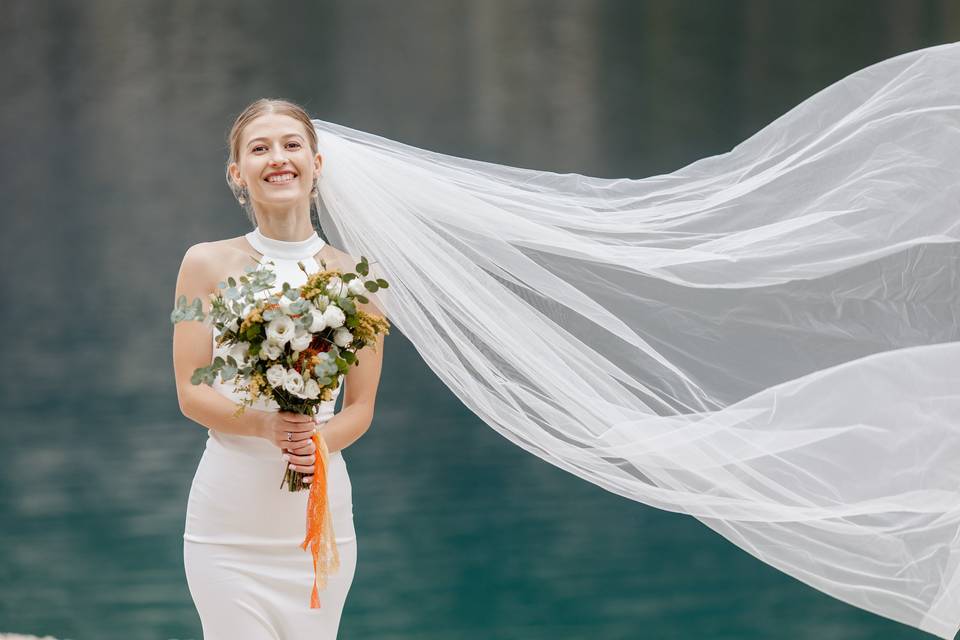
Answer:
[{"left": 312, "top": 40, "right": 960, "bottom": 637}]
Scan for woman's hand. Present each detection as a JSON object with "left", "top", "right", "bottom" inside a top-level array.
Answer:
[{"left": 261, "top": 411, "right": 320, "bottom": 483}]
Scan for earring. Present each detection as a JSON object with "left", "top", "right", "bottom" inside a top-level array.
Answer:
[
  {"left": 237, "top": 184, "right": 249, "bottom": 205},
  {"left": 310, "top": 178, "right": 320, "bottom": 198}
]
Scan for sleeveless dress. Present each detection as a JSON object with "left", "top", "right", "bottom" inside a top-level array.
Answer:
[{"left": 183, "top": 227, "right": 357, "bottom": 640}]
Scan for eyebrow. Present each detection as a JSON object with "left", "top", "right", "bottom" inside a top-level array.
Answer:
[{"left": 246, "top": 133, "right": 305, "bottom": 147}]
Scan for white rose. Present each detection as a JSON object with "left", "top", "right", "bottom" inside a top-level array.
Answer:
[
  {"left": 260, "top": 339, "right": 284, "bottom": 360},
  {"left": 266, "top": 315, "right": 296, "bottom": 345},
  {"left": 227, "top": 341, "right": 250, "bottom": 364},
  {"left": 323, "top": 304, "right": 346, "bottom": 329},
  {"left": 266, "top": 364, "right": 287, "bottom": 388},
  {"left": 333, "top": 327, "right": 353, "bottom": 347},
  {"left": 302, "top": 378, "right": 321, "bottom": 400},
  {"left": 325, "top": 277, "right": 346, "bottom": 298},
  {"left": 289, "top": 328, "right": 313, "bottom": 353},
  {"left": 347, "top": 279, "right": 367, "bottom": 296},
  {"left": 308, "top": 308, "right": 328, "bottom": 332},
  {"left": 283, "top": 370, "right": 306, "bottom": 397}
]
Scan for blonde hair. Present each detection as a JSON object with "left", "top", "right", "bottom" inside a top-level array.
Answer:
[{"left": 225, "top": 98, "right": 321, "bottom": 227}]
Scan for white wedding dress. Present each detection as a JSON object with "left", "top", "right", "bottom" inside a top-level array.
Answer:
[{"left": 183, "top": 226, "right": 357, "bottom": 639}]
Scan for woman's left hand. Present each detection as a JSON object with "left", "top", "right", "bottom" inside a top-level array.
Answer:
[{"left": 285, "top": 431, "right": 318, "bottom": 483}]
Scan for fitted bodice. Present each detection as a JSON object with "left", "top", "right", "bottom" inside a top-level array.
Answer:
[{"left": 207, "top": 226, "right": 342, "bottom": 459}]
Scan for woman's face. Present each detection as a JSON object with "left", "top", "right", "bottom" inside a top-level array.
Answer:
[{"left": 229, "top": 113, "right": 321, "bottom": 211}]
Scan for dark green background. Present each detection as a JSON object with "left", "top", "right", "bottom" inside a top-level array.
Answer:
[{"left": 2, "top": 1, "right": 957, "bottom": 638}]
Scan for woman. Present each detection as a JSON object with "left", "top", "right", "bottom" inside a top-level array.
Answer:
[{"left": 172, "top": 98, "right": 386, "bottom": 639}]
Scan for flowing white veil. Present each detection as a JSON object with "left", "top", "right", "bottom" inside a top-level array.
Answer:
[{"left": 311, "top": 40, "right": 960, "bottom": 637}]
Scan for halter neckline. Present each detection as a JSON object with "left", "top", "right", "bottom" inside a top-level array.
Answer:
[{"left": 245, "top": 226, "right": 326, "bottom": 260}]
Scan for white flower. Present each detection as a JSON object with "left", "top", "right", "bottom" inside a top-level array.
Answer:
[
  {"left": 266, "top": 364, "right": 287, "bottom": 388},
  {"left": 302, "top": 378, "right": 321, "bottom": 400},
  {"left": 260, "top": 339, "right": 284, "bottom": 360},
  {"left": 279, "top": 292, "right": 300, "bottom": 315},
  {"left": 266, "top": 315, "right": 296, "bottom": 345},
  {"left": 283, "top": 370, "right": 306, "bottom": 396},
  {"left": 308, "top": 307, "right": 328, "bottom": 332},
  {"left": 333, "top": 327, "right": 353, "bottom": 347},
  {"left": 347, "top": 279, "right": 367, "bottom": 296},
  {"left": 226, "top": 316, "right": 240, "bottom": 333},
  {"left": 323, "top": 304, "right": 346, "bottom": 329},
  {"left": 325, "top": 277, "right": 346, "bottom": 298},
  {"left": 227, "top": 341, "right": 251, "bottom": 364},
  {"left": 290, "top": 328, "right": 313, "bottom": 353}
]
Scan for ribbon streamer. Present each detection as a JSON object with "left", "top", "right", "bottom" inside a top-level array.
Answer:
[{"left": 300, "top": 431, "right": 340, "bottom": 608}]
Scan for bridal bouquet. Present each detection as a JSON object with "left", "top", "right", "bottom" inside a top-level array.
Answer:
[{"left": 171, "top": 255, "right": 390, "bottom": 492}]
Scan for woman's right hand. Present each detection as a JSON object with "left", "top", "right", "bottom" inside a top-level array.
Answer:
[{"left": 260, "top": 411, "right": 318, "bottom": 476}]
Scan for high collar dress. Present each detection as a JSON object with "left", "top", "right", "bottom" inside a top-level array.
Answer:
[{"left": 183, "top": 226, "right": 357, "bottom": 640}]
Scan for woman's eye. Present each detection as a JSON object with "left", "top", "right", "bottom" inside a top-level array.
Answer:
[{"left": 252, "top": 143, "right": 299, "bottom": 152}]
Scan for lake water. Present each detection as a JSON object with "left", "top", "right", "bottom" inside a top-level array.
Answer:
[{"left": 1, "top": 1, "right": 955, "bottom": 638}]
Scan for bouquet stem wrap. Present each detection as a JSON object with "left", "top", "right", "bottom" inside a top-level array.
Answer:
[{"left": 300, "top": 431, "right": 340, "bottom": 608}]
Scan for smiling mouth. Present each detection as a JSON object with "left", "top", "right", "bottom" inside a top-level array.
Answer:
[{"left": 265, "top": 173, "right": 298, "bottom": 184}]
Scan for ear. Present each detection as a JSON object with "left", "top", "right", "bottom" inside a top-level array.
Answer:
[
  {"left": 315, "top": 152, "right": 323, "bottom": 176},
  {"left": 228, "top": 162, "right": 243, "bottom": 187}
]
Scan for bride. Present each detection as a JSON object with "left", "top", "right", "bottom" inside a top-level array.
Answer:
[{"left": 172, "top": 99, "right": 386, "bottom": 639}]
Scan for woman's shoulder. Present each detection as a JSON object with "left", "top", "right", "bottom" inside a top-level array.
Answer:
[
  {"left": 179, "top": 236, "right": 255, "bottom": 284},
  {"left": 185, "top": 234, "right": 251, "bottom": 256}
]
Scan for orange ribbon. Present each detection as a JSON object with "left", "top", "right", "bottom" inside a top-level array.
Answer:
[{"left": 300, "top": 431, "right": 340, "bottom": 608}]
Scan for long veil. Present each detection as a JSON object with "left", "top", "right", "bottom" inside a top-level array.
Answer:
[{"left": 311, "top": 40, "right": 960, "bottom": 637}]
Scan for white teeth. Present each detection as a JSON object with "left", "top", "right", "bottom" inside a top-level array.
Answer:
[{"left": 267, "top": 173, "right": 296, "bottom": 183}]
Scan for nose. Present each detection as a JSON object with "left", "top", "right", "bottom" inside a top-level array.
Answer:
[{"left": 269, "top": 148, "right": 288, "bottom": 165}]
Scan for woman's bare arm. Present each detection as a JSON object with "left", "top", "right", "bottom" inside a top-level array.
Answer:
[{"left": 172, "top": 243, "right": 272, "bottom": 439}]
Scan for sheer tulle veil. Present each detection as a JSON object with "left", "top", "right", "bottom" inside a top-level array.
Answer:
[{"left": 311, "top": 41, "right": 960, "bottom": 637}]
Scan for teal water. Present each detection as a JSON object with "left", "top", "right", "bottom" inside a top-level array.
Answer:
[{"left": 2, "top": 1, "right": 956, "bottom": 638}]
